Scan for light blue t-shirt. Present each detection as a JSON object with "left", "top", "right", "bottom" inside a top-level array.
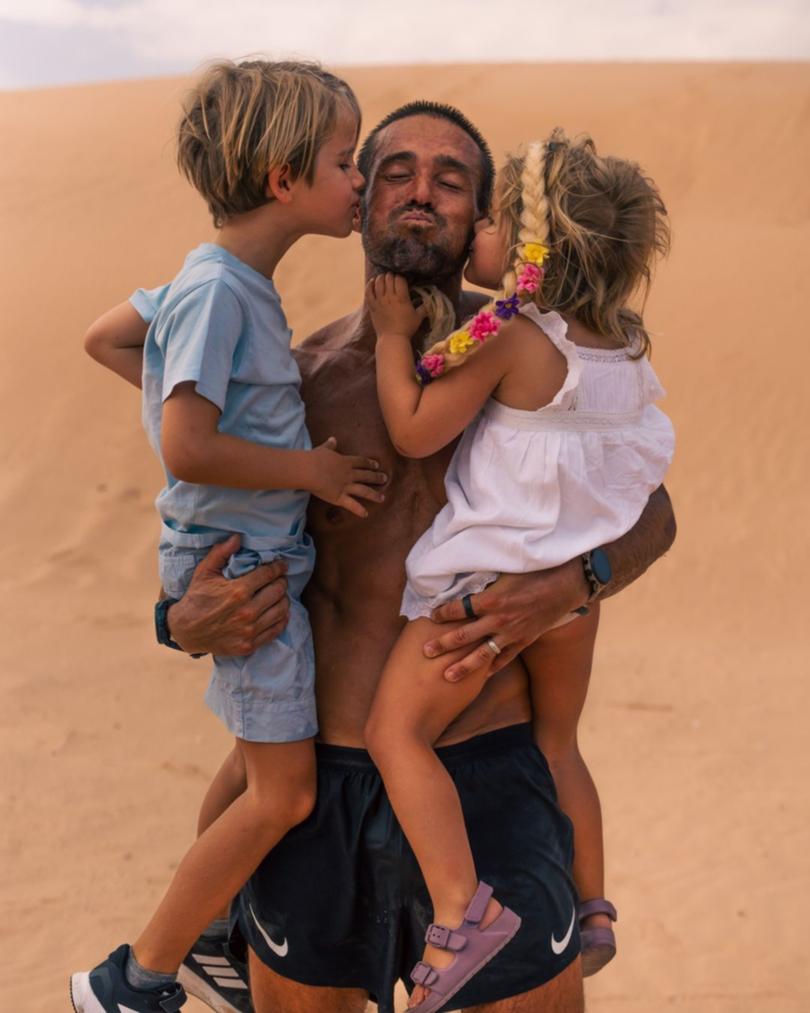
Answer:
[{"left": 134, "top": 243, "right": 312, "bottom": 554}]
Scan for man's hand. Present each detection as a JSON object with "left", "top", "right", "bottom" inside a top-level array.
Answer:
[
  {"left": 167, "top": 535, "right": 290, "bottom": 656},
  {"left": 424, "top": 562, "right": 590, "bottom": 682},
  {"left": 308, "top": 437, "right": 387, "bottom": 518}
]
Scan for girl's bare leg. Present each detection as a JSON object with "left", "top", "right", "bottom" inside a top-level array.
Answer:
[
  {"left": 365, "top": 618, "right": 502, "bottom": 1007},
  {"left": 132, "top": 737, "right": 315, "bottom": 974},
  {"left": 196, "top": 746, "right": 248, "bottom": 923},
  {"left": 522, "top": 606, "right": 612, "bottom": 932}
]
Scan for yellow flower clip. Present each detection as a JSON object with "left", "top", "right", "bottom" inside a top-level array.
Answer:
[
  {"left": 522, "top": 243, "right": 549, "bottom": 265},
  {"left": 448, "top": 330, "right": 474, "bottom": 355}
]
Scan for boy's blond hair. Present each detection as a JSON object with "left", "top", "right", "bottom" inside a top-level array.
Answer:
[{"left": 177, "top": 59, "right": 361, "bottom": 227}]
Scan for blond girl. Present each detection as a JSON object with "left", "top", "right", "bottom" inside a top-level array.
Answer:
[{"left": 365, "top": 128, "right": 674, "bottom": 1011}]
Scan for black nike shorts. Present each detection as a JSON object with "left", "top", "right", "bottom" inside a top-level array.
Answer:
[{"left": 236, "top": 723, "right": 579, "bottom": 1012}]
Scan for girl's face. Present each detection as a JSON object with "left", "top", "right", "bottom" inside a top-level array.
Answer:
[{"left": 464, "top": 211, "right": 509, "bottom": 289}]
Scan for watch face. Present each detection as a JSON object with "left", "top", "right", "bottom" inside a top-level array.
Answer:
[{"left": 590, "top": 548, "right": 612, "bottom": 584}]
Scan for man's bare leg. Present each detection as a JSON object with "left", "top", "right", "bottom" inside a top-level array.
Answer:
[
  {"left": 248, "top": 947, "right": 369, "bottom": 1013},
  {"left": 463, "top": 957, "right": 584, "bottom": 1012}
]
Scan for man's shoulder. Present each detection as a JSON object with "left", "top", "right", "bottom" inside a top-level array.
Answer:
[{"left": 295, "top": 309, "right": 364, "bottom": 368}]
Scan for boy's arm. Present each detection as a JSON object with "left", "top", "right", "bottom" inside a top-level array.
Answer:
[
  {"left": 425, "top": 484, "right": 677, "bottom": 680},
  {"left": 162, "top": 383, "right": 385, "bottom": 517},
  {"left": 84, "top": 301, "right": 148, "bottom": 389}
]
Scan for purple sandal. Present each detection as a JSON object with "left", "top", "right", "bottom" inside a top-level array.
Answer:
[
  {"left": 408, "top": 882, "right": 521, "bottom": 1012},
  {"left": 578, "top": 898, "right": 618, "bottom": 977}
]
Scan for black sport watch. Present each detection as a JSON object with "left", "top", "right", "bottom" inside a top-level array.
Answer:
[
  {"left": 154, "top": 598, "right": 206, "bottom": 658},
  {"left": 581, "top": 547, "right": 612, "bottom": 602}
]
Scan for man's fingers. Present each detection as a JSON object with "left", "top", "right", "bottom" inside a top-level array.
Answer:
[
  {"left": 196, "top": 534, "right": 241, "bottom": 575},
  {"left": 249, "top": 575, "right": 289, "bottom": 616},
  {"left": 253, "top": 595, "right": 290, "bottom": 638},
  {"left": 430, "top": 597, "right": 469, "bottom": 624},
  {"left": 423, "top": 617, "right": 495, "bottom": 657},
  {"left": 238, "top": 559, "right": 288, "bottom": 595},
  {"left": 252, "top": 617, "right": 290, "bottom": 651},
  {"left": 443, "top": 642, "right": 500, "bottom": 683}
]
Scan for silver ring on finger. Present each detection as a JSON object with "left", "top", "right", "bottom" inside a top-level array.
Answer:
[{"left": 485, "top": 638, "right": 502, "bottom": 657}]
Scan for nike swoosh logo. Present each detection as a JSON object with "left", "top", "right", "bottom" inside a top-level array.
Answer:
[
  {"left": 550, "top": 906, "right": 576, "bottom": 955},
  {"left": 249, "top": 903, "right": 289, "bottom": 957}
]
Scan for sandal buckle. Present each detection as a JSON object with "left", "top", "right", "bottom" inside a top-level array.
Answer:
[
  {"left": 411, "top": 961, "right": 439, "bottom": 987},
  {"left": 426, "top": 924, "right": 450, "bottom": 948}
]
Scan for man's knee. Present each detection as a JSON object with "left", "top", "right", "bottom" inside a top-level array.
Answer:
[{"left": 464, "top": 956, "right": 584, "bottom": 1012}]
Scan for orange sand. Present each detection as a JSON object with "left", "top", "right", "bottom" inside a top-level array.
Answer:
[{"left": 1, "top": 63, "right": 808, "bottom": 1012}]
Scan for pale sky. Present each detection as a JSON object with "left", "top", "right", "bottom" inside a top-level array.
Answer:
[{"left": 1, "top": 0, "right": 808, "bottom": 90}]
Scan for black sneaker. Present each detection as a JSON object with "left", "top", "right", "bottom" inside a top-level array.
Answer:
[
  {"left": 177, "top": 936, "right": 253, "bottom": 1013},
  {"left": 70, "top": 943, "right": 187, "bottom": 1012}
]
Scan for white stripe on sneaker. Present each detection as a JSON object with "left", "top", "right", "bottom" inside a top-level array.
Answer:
[
  {"left": 213, "top": 977, "right": 249, "bottom": 989},
  {"left": 191, "top": 953, "right": 231, "bottom": 965}
]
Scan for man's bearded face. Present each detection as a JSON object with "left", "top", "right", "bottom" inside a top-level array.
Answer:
[{"left": 360, "top": 115, "right": 482, "bottom": 285}]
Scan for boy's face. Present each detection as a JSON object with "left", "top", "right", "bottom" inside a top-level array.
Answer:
[{"left": 291, "top": 106, "right": 364, "bottom": 239}]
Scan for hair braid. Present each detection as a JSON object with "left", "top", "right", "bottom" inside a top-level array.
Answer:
[{"left": 416, "top": 140, "right": 553, "bottom": 381}]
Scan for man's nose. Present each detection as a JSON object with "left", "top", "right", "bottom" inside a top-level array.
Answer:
[{"left": 408, "top": 171, "right": 434, "bottom": 205}]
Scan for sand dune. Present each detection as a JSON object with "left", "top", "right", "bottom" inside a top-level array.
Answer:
[{"left": 1, "top": 63, "right": 808, "bottom": 1012}]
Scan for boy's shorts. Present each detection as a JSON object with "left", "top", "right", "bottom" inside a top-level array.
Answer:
[
  {"left": 236, "top": 723, "right": 579, "bottom": 1011},
  {"left": 159, "top": 541, "right": 317, "bottom": 743}
]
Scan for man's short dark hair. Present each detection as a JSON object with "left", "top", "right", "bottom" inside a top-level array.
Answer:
[{"left": 357, "top": 100, "right": 495, "bottom": 213}]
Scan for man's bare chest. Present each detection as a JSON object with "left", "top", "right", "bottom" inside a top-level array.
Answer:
[{"left": 300, "top": 355, "right": 454, "bottom": 537}]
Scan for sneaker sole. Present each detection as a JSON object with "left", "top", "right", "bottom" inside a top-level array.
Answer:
[
  {"left": 177, "top": 964, "right": 246, "bottom": 1013},
  {"left": 69, "top": 972, "right": 108, "bottom": 1013}
]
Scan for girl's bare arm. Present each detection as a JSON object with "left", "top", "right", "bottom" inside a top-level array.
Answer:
[{"left": 368, "top": 274, "right": 562, "bottom": 458}]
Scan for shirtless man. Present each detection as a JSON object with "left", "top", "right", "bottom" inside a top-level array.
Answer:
[{"left": 132, "top": 102, "right": 675, "bottom": 1012}]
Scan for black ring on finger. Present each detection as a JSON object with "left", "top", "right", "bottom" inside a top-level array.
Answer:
[{"left": 461, "top": 593, "right": 477, "bottom": 621}]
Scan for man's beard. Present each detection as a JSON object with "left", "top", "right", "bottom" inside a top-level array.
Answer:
[{"left": 362, "top": 204, "right": 473, "bottom": 285}]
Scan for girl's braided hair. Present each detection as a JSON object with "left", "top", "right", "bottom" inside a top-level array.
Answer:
[{"left": 416, "top": 128, "right": 670, "bottom": 383}]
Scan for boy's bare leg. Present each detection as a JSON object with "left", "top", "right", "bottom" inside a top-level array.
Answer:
[
  {"left": 463, "top": 955, "right": 584, "bottom": 1012},
  {"left": 248, "top": 949, "right": 369, "bottom": 1012},
  {"left": 196, "top": 745, "right": 248, "bottom": 922},
  {"left": 133, "top": 737, "right": 315, "bottom": 973}
]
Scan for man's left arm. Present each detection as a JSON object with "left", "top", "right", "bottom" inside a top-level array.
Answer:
[{"left": 425, "top": 485, "right": 676, "bottom": 681}]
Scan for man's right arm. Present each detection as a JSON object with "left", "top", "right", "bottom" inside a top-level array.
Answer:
[{"left": 166, "top": 536, "right": 291, "bottom": 656}]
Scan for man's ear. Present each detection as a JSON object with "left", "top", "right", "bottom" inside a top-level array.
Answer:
[{"left": 266, "top": 164, "right": 294, "bottom": 203}]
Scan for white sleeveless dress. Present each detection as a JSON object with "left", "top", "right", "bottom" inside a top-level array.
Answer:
[{"left": 400, "top": 305, "right": 676, "bottom": 620}]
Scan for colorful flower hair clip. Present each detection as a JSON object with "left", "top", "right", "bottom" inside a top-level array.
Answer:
[
  {"left": 416, "top": 352, "right": 447, "bottom": 385},
  {"left": 521, "top": 242, "right": 549, "bottom": 266},
  {"left": 468, "top": 310, "right": 500, "bottom": 343},
  {"left": 495, "top": 294, "right": 521, "bottom": 320},
  {"left": 516, "top": 262, "right": 542, "bottom": 294}
]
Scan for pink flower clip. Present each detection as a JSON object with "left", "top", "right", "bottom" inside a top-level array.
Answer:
[
  {"left": 516, "top": 262, "right": 542, "bottom": 294},
  {"left": 468, "top": 310, "right": 500, "bottom": 343},
  {"left": 421, "top": 353, "right": 446, "bottom": 377}
]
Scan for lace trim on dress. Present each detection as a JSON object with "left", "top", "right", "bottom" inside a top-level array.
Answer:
[{"left": 576, "top": 347, "right": 634, "bottom": 362}]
